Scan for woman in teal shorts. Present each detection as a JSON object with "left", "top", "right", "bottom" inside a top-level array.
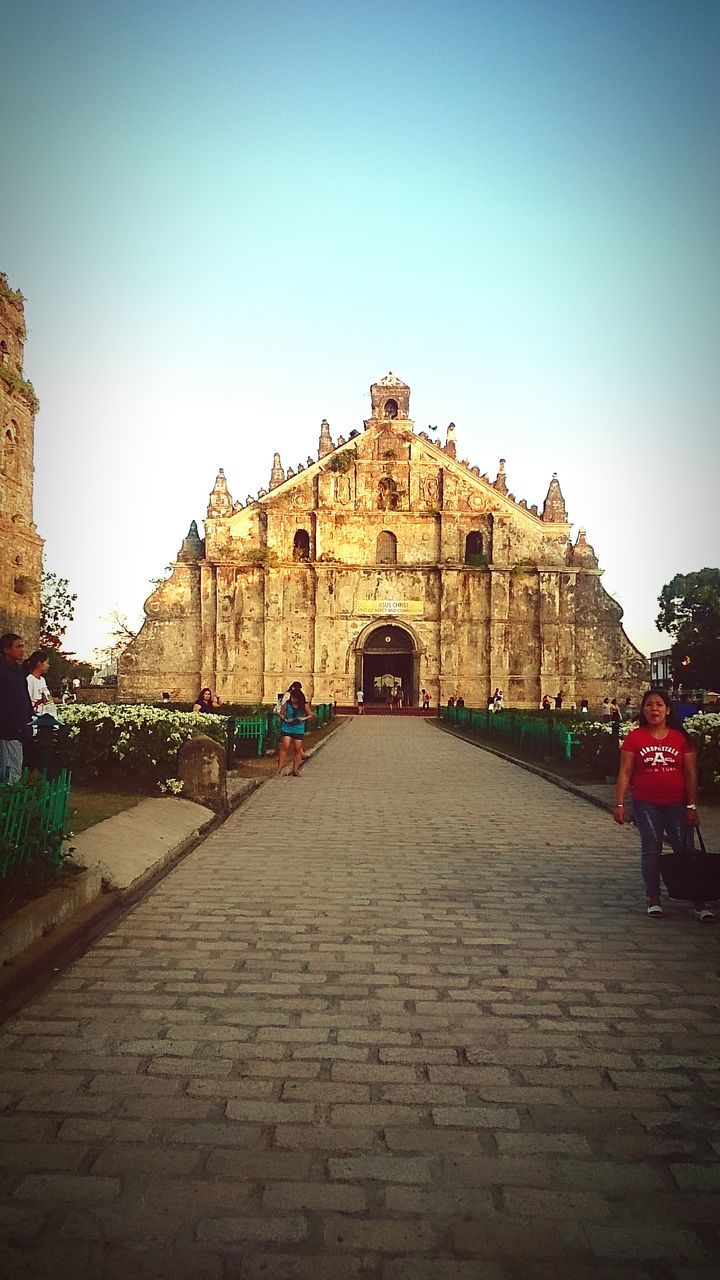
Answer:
[{"left": 276, "top": 688, "right": 313, "bottom": 776}]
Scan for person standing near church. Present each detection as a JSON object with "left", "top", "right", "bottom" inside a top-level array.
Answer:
[
  {"left": 0, "top": 633, "right": 33, "bottom": 783},
  {"left": 614, "top": 688, "right": 714, "bottom": 922},
  {"left": 276, "top": 687, "right": 313, "bottom": 777},
  {"left": 356, "top": 687, "right": 364, "bottom": 714},
  {"left": 25, "top": 650, "right": 56, "bottom": 719},
  {"left": 280, "top": 681, "right": 312, "bottom": 760}
]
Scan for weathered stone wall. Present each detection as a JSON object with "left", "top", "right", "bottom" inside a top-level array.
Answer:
[
  {"left": 0, "top": 276, "right": 42, "bottom": 647},
  {"left": 119, "top": 562, "right": 201, "bottom": 701},
  {"left": 119, "top": 375, "right": 648, "bottom": 707}
]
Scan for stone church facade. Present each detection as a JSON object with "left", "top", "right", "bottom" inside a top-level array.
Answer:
[
  {"left": 0, "top": 274, "right": 42, "bottom": 647},
  {"left": 119, "top": 373, "right": 647, "bottom": 707}
]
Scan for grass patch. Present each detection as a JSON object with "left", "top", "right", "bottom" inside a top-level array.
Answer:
[{"left": 67, "top": 786, "right": 145, "bottom": 835}]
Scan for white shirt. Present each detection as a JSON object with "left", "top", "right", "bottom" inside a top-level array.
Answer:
[{"left": 27, "top": 673, "right": 55, "bottom": 716}]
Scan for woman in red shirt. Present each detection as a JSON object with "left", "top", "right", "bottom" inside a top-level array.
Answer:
[{"left": 614, "top": 689, "right": 713, "bottom": 921}]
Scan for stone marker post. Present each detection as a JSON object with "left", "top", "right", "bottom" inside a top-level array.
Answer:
[{"left": 178, "top": 734, "right": 228, "bottom": 815}]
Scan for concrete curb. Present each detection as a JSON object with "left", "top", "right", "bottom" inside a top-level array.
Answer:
[
  {"left": 0, "top": 718, "right": 344, "bottom": 1016},
  {"left": 0, "top": 777, "right": 261, "bottom": 1020},
  {"left": 0, "top": 866, "right": 104, "bottom": 966}
]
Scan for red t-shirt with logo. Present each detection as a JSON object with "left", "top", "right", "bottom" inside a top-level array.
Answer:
[{"left": 621, "top": 727, "right": 695, "bottom": 804}]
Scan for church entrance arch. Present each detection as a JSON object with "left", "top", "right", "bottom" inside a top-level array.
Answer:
[{"left": 354, "top": 621, "right": 419, "bottom": 707}]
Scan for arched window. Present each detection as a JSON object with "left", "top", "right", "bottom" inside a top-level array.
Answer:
[
  {"left": 376, "top": 531, "right": 397, "bottom": 564},
  {"left": 2, "top": 423, "right": 17, "bottom": 478},
  {"left": 378, "top": 476, "right": 399, "bottom": 510},
  {"left": 293, "top": 528, "right": 310, "bottom": 561},
  {"left": 465, "top": 531, "right": 485, "bottom": 565},
  {"left": 384, "top": 398, "right": 398, "bottom": 419}
]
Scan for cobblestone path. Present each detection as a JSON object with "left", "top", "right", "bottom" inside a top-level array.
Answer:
[{"left": 1, "top": 719, "right": 719, "bottom": 1279}]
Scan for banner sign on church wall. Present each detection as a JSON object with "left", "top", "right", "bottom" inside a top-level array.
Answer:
[{"left": 356, "top": 599, "right": 424, "bottom": 616}]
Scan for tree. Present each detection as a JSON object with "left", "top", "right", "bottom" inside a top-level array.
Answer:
[
  {"left": 106, "top": 609, "right": 137, "bottom": 656},
  {"left": 40, "top": 571, "right": 77, "bottom": 649},
  {"left": 46, "top": 650, "right": 94, "bottom": 693},
  {"left": 91, "top": 610, "right": 138, "bottom": 671},
  {"left": 656, "top": 569, "right": 720, "bottom": 689}
]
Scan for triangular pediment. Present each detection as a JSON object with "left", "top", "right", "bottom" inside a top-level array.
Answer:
[{"left": 222, "top": 421, "right": 559, "bottom": 529}]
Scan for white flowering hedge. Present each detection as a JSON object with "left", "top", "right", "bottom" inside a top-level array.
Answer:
[
  {"left": 567, "top": 713, "right": 720, "bottom": 792},
  {"left": 59, "top": 704, "right": 228, "bottom": 792},
  {"left": 683, "top": 713, "right": 720, "bottom": 790}
]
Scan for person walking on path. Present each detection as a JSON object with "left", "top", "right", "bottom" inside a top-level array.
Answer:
[
  {"left": 279, "top": 681, "right": 312, "bottom": 761},
  {"left": 0, "top": 632, "right": 33, "bottom": 783},
  {"left": 613, "top": 687, "right": 714, "bottom": 922},
  {"left": 356, "top": 687, "right": 364, "bottom": 714},
  {"left": 276, "top": 687, "right": 313, "bottom": 776}
]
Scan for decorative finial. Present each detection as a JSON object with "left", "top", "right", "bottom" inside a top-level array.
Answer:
[
  {"left": 318, "top": 419, "right": 333, "bottom": 458},
  {"left": 542, "top": 473, "right": 568, "bottom": 523},
  {"left": 493, "top": 459, "right": 508, "bottom": 495},
  {"left": 269, "top": 452, "right": 285, "bottom": 489},
  {"left": 207, "top": 469, "right": 233, "bottom": 518},
  {"left": 177, "top": 519, "right": 205, "bottom": 562}
]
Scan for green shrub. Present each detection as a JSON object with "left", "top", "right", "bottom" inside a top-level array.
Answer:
[
  {"left": 59, "top": 704, "right": 227, "bottom": 790},
  {"left": 566, "top": 718, "right": 628, "bottom": 775}
]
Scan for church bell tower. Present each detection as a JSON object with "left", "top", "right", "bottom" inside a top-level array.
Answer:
[{"left": 366, "top": 372, "right": 411, "bottom": 427}]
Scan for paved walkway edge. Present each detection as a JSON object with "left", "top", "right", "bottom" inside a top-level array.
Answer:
[
  {"left": 0, "top": 780, "right": 263, "bottom": 1021},
  {"left": 433, "top": 719, "right": 619, "bottom": 816},
  {"left": 0, "top": 720, "right": 347, "bottom": 1020}
]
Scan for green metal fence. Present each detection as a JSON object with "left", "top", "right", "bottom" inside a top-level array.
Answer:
[
  {"left": 441, "top": 705, "right": 579, "bottom": 762},
  {"left": 0, "top": 769, "right": 72, "bottom": 878}
]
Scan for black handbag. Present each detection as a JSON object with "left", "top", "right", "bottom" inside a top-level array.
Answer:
[{"left": 660, "top": 827, "right": 720, "bottom": 902}]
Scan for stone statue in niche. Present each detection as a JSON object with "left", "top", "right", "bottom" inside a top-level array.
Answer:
[
  {"left": 335, "top": 475, "right": 352, "bottom": 505},
  {"left": 422, "top": 476, "right": 439, "bottom": 506},
  {"left": 378, "top": 476, "right": 399, "bottom": 510}
]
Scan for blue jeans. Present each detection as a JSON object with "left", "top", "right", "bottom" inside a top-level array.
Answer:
[
  {"left": 633, "top": 800, "right": 693, "bottom": 897},
  {"left": 0, "top": 739, "right": 23, "bottom": 784}
]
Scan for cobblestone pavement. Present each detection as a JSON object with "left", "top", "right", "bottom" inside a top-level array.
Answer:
[{"left": 1, "top": 718, "right": 719, "bottom": 1280}]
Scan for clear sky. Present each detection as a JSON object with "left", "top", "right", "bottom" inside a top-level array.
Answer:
[{"left": 2, "top": 0, "right": 718, "bottom": 663}]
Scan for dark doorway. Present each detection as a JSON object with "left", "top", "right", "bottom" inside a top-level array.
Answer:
[{"left": 358, "top": 624, "right": 417, "bottom": 706}]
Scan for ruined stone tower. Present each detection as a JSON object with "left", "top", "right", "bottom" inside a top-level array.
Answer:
[{"left": 0, "top": 274, "right": 43, "bottom": 645}]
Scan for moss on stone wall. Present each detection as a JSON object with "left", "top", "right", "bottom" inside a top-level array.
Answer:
[{"left": 0, "top": 363, "right": 39, "bottom": 412}]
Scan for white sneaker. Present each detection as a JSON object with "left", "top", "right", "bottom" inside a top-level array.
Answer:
[{"left": 696, "top": 908, "right": 716, "bottom": 923}]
